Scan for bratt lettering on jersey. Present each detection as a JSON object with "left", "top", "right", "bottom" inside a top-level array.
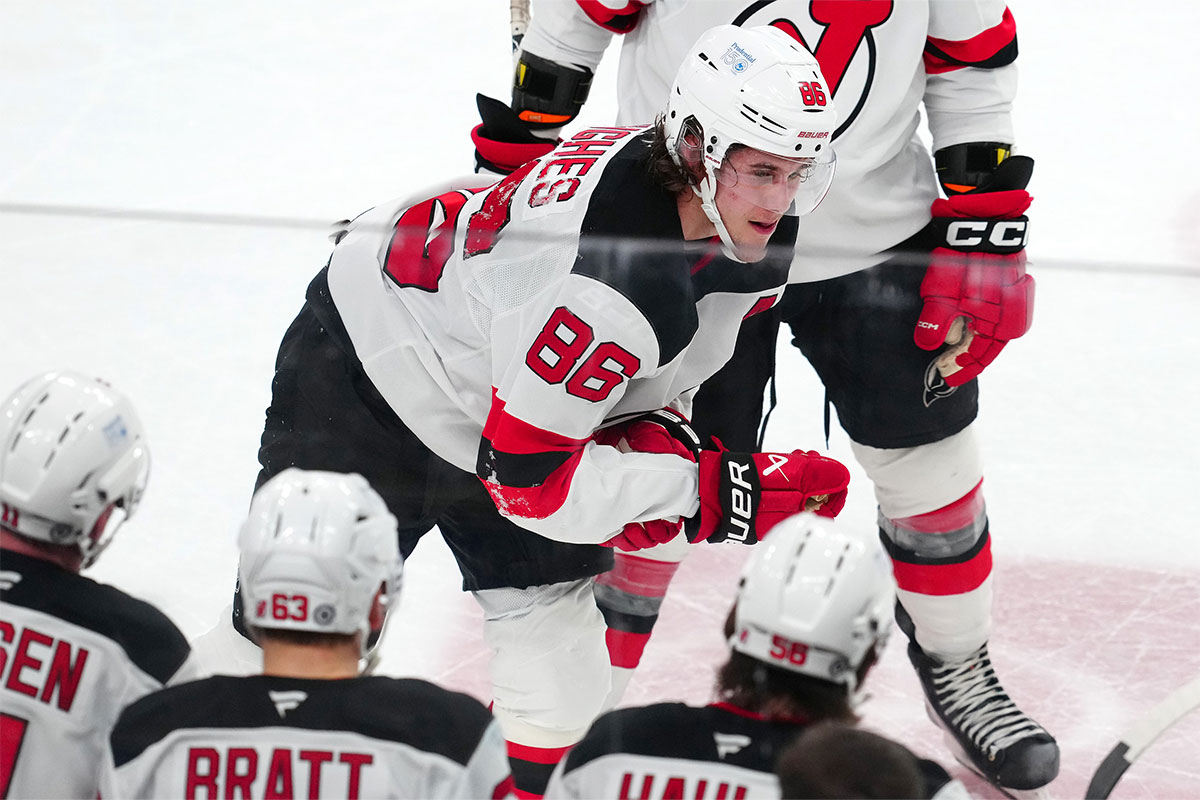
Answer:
[
  {"left": 529, "top": 127, "right": 642, "bottom": 208},
  {"left": 185, "top": 746, "right": 374, "bottom": 800},
  {"left": 617, "top": 771, "right": 749, "bottom": 800},
  {"left": 0, "top": 620, "right": 89, "bottom": 712}
]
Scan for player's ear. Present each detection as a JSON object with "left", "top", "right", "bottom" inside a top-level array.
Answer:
[{"left": 368, "top": 584, "right": 387, "bottom": 633}]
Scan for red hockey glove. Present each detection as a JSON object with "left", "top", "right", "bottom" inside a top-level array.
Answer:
[
  {"left": 594, "top": 409, "right": 701, "bottom": 552},
  {"left": 915, "top": 155, "right": 1036, "bottom": 386},
  {"left": 471, "top": 94, "right": 557, "bottom": 176},
  {"left": 690, "top": 449, "right": 850, "bottom": 545}
]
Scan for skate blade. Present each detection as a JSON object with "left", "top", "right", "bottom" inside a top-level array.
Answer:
[
  {"left": 924, "top": 701, "right": 1052, "bottom": 800},
  {"left": 941, "top": 730, "right": 1052, "bottom": 800}
]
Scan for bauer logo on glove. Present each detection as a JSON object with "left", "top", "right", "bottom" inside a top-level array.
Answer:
[{"left": 690, "top": 448, "right": 850, "bottom": 545}]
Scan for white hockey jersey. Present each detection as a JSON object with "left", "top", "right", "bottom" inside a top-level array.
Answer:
[
  {"left": 544, "top": 701, "right": 966, "bottom": 800},
  {"left": 101, "top": 674, "right": 511, "bottom": 799},
  {"left": 521, "top": 0, "right": 1019, "bottom": 281},
  {"left": 326, "top": 126, "right": 796, "bottom": 545},
  {"left": 0, "top": 549, "right": 197, "bottom": 799}
]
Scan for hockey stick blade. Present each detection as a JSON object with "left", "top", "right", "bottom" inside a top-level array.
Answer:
[{"left": 1085, "top": 673, "right": 1200, "bottom": 799}]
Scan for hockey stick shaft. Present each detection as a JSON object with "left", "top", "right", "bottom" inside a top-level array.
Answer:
[
  {"left": 1085, "top": 673, "right": 1200, "bottom": 799},
  {"left": 511, "top": 0, "right": 531, "bottom": 54}
]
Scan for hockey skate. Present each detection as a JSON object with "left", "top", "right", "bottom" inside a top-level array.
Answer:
[{"left": 908, "top": 640, "right": 1059, "bottom": 795}]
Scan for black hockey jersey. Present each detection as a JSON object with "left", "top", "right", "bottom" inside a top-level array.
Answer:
[
  {"left": 0, "top": 548, "right": 196, "bottom": 798},
  {"left": 326, "top": 126, "right": 797, "bottom": 545},
  {"left": 101, "top": 674, "right": 511, "bottom": 799}
]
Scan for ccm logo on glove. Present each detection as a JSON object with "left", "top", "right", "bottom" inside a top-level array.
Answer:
[{"left": 945, "top": 219, "right": 1028, "bottom": 251}]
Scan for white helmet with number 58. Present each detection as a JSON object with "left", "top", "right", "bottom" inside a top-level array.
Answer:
[
  {"left": 238, "top": 468, "right": 403, "bottom": 660},
  {"left": 0, "top": 370, "right": 150, "bottom": 568},
  {"left": 730, "top": 513, "right": 894, "bottom": 692}
]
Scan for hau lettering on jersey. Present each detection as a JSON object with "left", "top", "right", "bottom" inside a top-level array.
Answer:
[
  {"left": 618, "top": 771, "right": 748, "bottom": 800},
  {"left": 185, "top": 746, "right": 374, "bottom": 800},
  {"left": 0, "top": 620, "right": 89, "bottom": 712}
]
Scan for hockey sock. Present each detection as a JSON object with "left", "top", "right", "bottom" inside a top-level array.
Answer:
[
  {"left": 878, "top": 480, "right": 993, "bottom": 660},
  {"left": 593, "top": 553, "right": 681, "bottom": 706},
  {"left": 506, "top": 741, "right": 573, "bottom": 799}
]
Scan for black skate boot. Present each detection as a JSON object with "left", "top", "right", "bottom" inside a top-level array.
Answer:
[{"left": 908, "top": 640, "right": 1059, "bottom": 792}]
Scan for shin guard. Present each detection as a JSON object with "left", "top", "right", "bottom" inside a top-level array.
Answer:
[
  {"left": 879, "top": 480, "right": 992, "bottom": 660},
  {"left": 593, "top": 552, "right": 681, "bottom": 708}
]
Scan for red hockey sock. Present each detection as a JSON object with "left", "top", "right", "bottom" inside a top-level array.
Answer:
[
  {"left": 593, "top": 553, "right": 681, "bottom": 668},
  {"left": 506, "top": 740, "right": 573, "bottom": 799},
  {"left": 881, "top": 480, "right": 991, "bottom": 595}
]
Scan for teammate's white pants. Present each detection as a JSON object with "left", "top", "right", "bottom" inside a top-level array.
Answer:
[
  {"left": 852, "top": 423, "right": 992, "bottom": 660},
  {"left": 474, "top": 578, "right": 611, "bottom": 747}
]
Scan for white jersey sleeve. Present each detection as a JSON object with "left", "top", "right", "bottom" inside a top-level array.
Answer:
[
  {"left": 924, "top": 1, "right": 1018, "bottom": 151},
  {"left": 522, "top": 0, "right": 621, "bottom": 72}
]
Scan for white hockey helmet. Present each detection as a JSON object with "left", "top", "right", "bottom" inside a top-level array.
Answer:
[
  {"left": 238, "top": 469, "right": 403, "bottom": 660},
  {"left": 664, "top": 25, "right": 837, "bottom": 257},
  {"left": 730, "top": 513, "right": 894, "bottom": 693},
  {"left": 0, "top": 371, "right": 150, "bottom": 568}
]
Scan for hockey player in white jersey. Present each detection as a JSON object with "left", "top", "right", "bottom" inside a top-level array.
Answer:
[
  {"left": 242, "top": 24, "right": 850, "bottom": 798},
  {"left": 543, "top": 513, "right": 966, "bottom": 800},
  {"left": 0, "top": 370, "right": 197, "bottom": 799},
  {"left": 476, "top": 1, "right": 1055, "bottom": 791},
  {"left": 102, "top": 468, "right": 512, "bottom": 799}
]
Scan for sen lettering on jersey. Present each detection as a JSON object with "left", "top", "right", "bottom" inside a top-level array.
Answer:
[
  {"left": 618, "top": 771, "right": 749, "bottom": 800},
  {"left": 185, "top": 746, "right": 374, "bottom": 800},
  {"left": 0, "top": 620, "right": 89, "bottom": 712}
]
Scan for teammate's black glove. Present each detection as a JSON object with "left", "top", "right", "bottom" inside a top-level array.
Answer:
[{"left": 470, "top": 94, "right": 557, "bottom": 176}]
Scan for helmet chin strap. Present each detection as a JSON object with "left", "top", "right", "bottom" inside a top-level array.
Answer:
[{"left": 694, "top": 176, "right": 748, "bottom": 264}]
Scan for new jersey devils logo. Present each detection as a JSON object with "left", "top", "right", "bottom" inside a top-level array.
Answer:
[{"left": 733, "top": 0, "right": 893, "bottom": 136}]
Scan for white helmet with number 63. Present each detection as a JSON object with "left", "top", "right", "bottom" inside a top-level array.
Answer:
[
  {"left": 730, "top": 513, "right": 894, "bottom": 692},
  {"left": 0, "top": 371, "right": 150, "bottom": 568},
  {"left": 238, "top": 469, "right": 403, "bottom": 660}
]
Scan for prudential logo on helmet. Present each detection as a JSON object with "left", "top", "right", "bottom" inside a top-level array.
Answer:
[{"left": 721, "top": 43, "right": 756, "bottom": 74}]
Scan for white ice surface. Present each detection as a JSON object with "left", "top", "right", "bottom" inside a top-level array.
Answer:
[{"left": 2, "top": 2, "right": 1198, "bottom": 797}]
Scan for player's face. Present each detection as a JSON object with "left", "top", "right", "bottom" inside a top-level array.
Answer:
[{"left": 713, "top": 147, "right": 813, "bottom": 262}]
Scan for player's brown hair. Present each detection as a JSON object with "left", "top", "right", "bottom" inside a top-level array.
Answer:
[
  {"left": 645, "top": 117, "right": 698, "bottom": 194},
  {"left": 249, "top": 626, "right": 357, "bottom": 649},
  {"left": 645, "top": 117, "right": 749, "bottom": 195},
  {"left": 714, "top": 605, "right": 877, "bottom": 723},
  {"left": 775, "top": 722, "right": 927, "bottom": 799}
]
